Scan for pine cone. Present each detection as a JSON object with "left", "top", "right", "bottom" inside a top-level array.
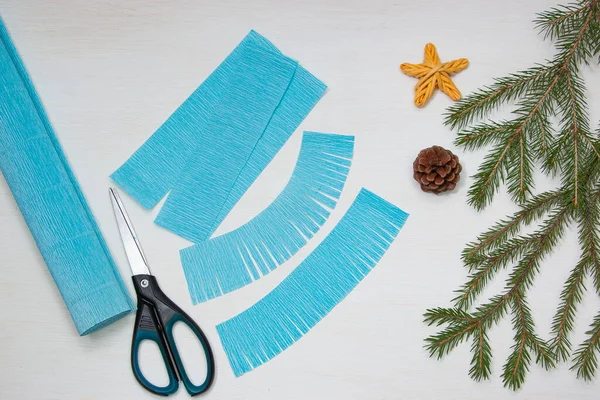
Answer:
[{"left": 413, "top": 145, "right": 462, "bottom": 194}]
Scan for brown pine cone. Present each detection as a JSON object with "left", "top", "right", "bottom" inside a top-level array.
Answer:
[{"left": 413, "top": 145, "right": 462, "bottom": 194}]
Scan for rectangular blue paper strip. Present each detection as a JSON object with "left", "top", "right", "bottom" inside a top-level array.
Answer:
[
  {"left": 0, "top": 18, "right": 135, "bottom": 335},
  {"left": 111, "top": 31, "right": 326, "bottom": 242},
  {"left": 217, "top": 188, "right": 409, "bottom": 376},
  {"left": 181, "top": 132, "right": 354, "bottom": 303}
]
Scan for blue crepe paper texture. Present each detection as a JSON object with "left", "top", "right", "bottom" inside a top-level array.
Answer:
[
  {"left": 217, "top": 188, "right": 409, "bottom": 376},
  {"left": 181, "top": 131, "right": 354, "bottom": 303},
  {"left": 0, "top": 18, "right": 135, "bottom": 335},
  {"left": 111, "top": 30, "right": 326, "bottom": 243}
]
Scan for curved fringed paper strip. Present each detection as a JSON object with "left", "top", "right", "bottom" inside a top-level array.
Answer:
[
  {"left": 181, "top": 132, "right": 354, "bottom": 303},
  {"left": 217, "top": 189, "right": 408, "bottom": 376},
  {"left": 0, "top": 19, "right": 135, "bottom": 335},
  {"left": 111, "top": 30, "right": 326, "bottom": 243}
]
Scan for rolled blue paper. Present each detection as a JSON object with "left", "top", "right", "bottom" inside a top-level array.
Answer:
[
  {"left": 0, "top": 19, "right": 135, "bottom": 335},
  {"left": 111, "top": 31, "right": 326, "bottom": 242}
]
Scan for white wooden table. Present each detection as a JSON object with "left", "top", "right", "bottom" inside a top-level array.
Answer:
[{"left": 1, "top": 0, "right": 599, "bottom": 399}]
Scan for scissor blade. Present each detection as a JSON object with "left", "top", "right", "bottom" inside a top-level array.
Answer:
[{"left": 109, "top": 188, "right": 151, "bottom": 276}]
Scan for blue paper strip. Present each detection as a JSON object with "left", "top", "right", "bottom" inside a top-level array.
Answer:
[
  {"left": 0, "top": 18, "right": 135, "bottom": 335},
  {"left": 181, "top": 132, "right": 354, "bottom": 303},
  {"left": 111, "top": 31, "right": 283, "bottom": 209},
  {"left": 210, "top": 66, "right": 328, "bottom": 236},
  {"left": 216, "top": 189, "right": 409, "bottom": 376},
  {"left": 111, "top": 31, "right": 326, "bottom": 242}
]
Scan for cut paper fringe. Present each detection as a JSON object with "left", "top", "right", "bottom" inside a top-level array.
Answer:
[
  {"left": 181, "top": 132, "right": 354, "bottom": 304},
  {"left": 0, "top": 18, "right": 134, "bottom": 335},
  {"left": 217, "top": 188, "right": 408, "bottom": 376},
  {"left": 111, "top": 30, "right": 326, "bottom": 243}
]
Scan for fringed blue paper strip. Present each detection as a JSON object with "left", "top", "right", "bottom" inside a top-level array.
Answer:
[
  {"left": 181, "top": 132, "right": 354, "bottom": 303},
  {"left": 111, "top": 31, "right": 326, "bottom": 243},
  {"left": 217, "top": 189, "right": 408, "bottom": 376},
  {"left": 0, "top": 18, "right": 135, "bottom": 335}
]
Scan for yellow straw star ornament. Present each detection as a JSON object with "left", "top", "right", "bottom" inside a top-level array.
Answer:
[{"left": 400, "top": 43, "right": 468, "bottom": 107}]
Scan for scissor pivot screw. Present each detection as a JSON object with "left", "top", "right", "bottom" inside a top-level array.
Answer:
[{"left": 141, "top": 279, "right": 149, "bottom": 288}]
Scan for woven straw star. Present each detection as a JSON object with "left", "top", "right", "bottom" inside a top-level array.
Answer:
[{"left": 400, "top": 43, "right": 468, "bottom": 107}]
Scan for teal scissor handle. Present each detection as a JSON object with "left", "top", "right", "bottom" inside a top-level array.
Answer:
[
  {"left": 163, "top": 314, "right": 214, "bottom": 395},
  {"left": 131, "top": 306, "right": 179, "bottom": 396},
  {"left": 131, "top": 275, "right": 215, "bottom": 396}
]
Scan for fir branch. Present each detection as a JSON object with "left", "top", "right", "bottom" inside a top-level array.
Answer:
[
  {"left": 571, "top": 312, "right": 600, "bottom": 380},
  {"left": 424, "top": 307, "right": 475, "bottom": 326},
  {"left": 444, "top": 65, "right": 559, "bottom": 131},
  {"left": 426, "top": 0, "right": 600, "bottom": 390},
  {"left": 552, "top": 0, "right": 600, "bottom": 67},
  {"left": 503, "top": 292, "right": 556, "bottom": 388},
  {"left": 450, "top": 0, "right": 599, "bottom": 210},
  {"left": 578, "top": 174, "right": 600, "bottom": 291},
  {"left": 542, "top": 156, "right": 599, "bottom": 360},
  {"left": 536, "top": 1, "right": 599, "bottom": 41},
  {"left": 453, "top": 68, "right": 565, "bottom": 210},
  {"left": 587, "top": 188, "right": 600, "bottom": 294},
  {"left": 455, "top": 235, "right": 539, "bottom": 309},
  {"left": 455, "top": 204, "right": 571, "bottom": 311},
  {"left": 532, "top": 112, "right": 554, "bottom": 159},
  {"left": 506, "top": 132, "right": 535, "bottom": 204},
  {"left": 549, "top": 259, "right": 588, "bottom": 361},
  {"left": 424, "top": 320, "right": 478, "bottom": 359},
  {"left": 504, "top": 207, "right": 571, "bottom": 291},
  {"left": 457, "top": 206, "right": 570, "bottom": 328},
  {"left": 471, "top": 294, "right": 512, "bottom": 329},
  {"left": 466, "top": 130, "right": 521, "bottom": 210},
  {"left": 502, "top": 292, "right": 533, "bottom": 390},
  {"left": 469, "top": 325, "right": 492, "bottom": 381},
  {"left": 454, "top": 121, "right": 516, "bottom": 151},
  {"left": 463, "top": 190, "right": 565, "bottom": 261},
  {"left": 554, "top": 69, "right": 592, "bottom": 206},
  {"left": 529, "top": 332, "right": 557, "bottom": 370}
]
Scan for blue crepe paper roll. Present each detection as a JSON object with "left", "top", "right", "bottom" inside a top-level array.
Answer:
[{"left": 0, "top": 18, "right": 135, "bottom": 335}]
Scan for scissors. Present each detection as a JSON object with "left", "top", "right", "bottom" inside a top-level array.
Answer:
[{"left": 110, "top": 188, "right": 215, "bottom": 396}]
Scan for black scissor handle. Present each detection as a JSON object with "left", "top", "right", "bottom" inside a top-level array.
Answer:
[{"left": 132, "top": 275, "right": 215, "bottom": 396}]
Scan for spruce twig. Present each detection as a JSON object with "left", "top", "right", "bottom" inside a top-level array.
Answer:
[
  {"left": 425, "top": 0, "right": 600, "bottom": 390},
  {"left": 572, "top": 312, "right": 600, "bottom": 380}
]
